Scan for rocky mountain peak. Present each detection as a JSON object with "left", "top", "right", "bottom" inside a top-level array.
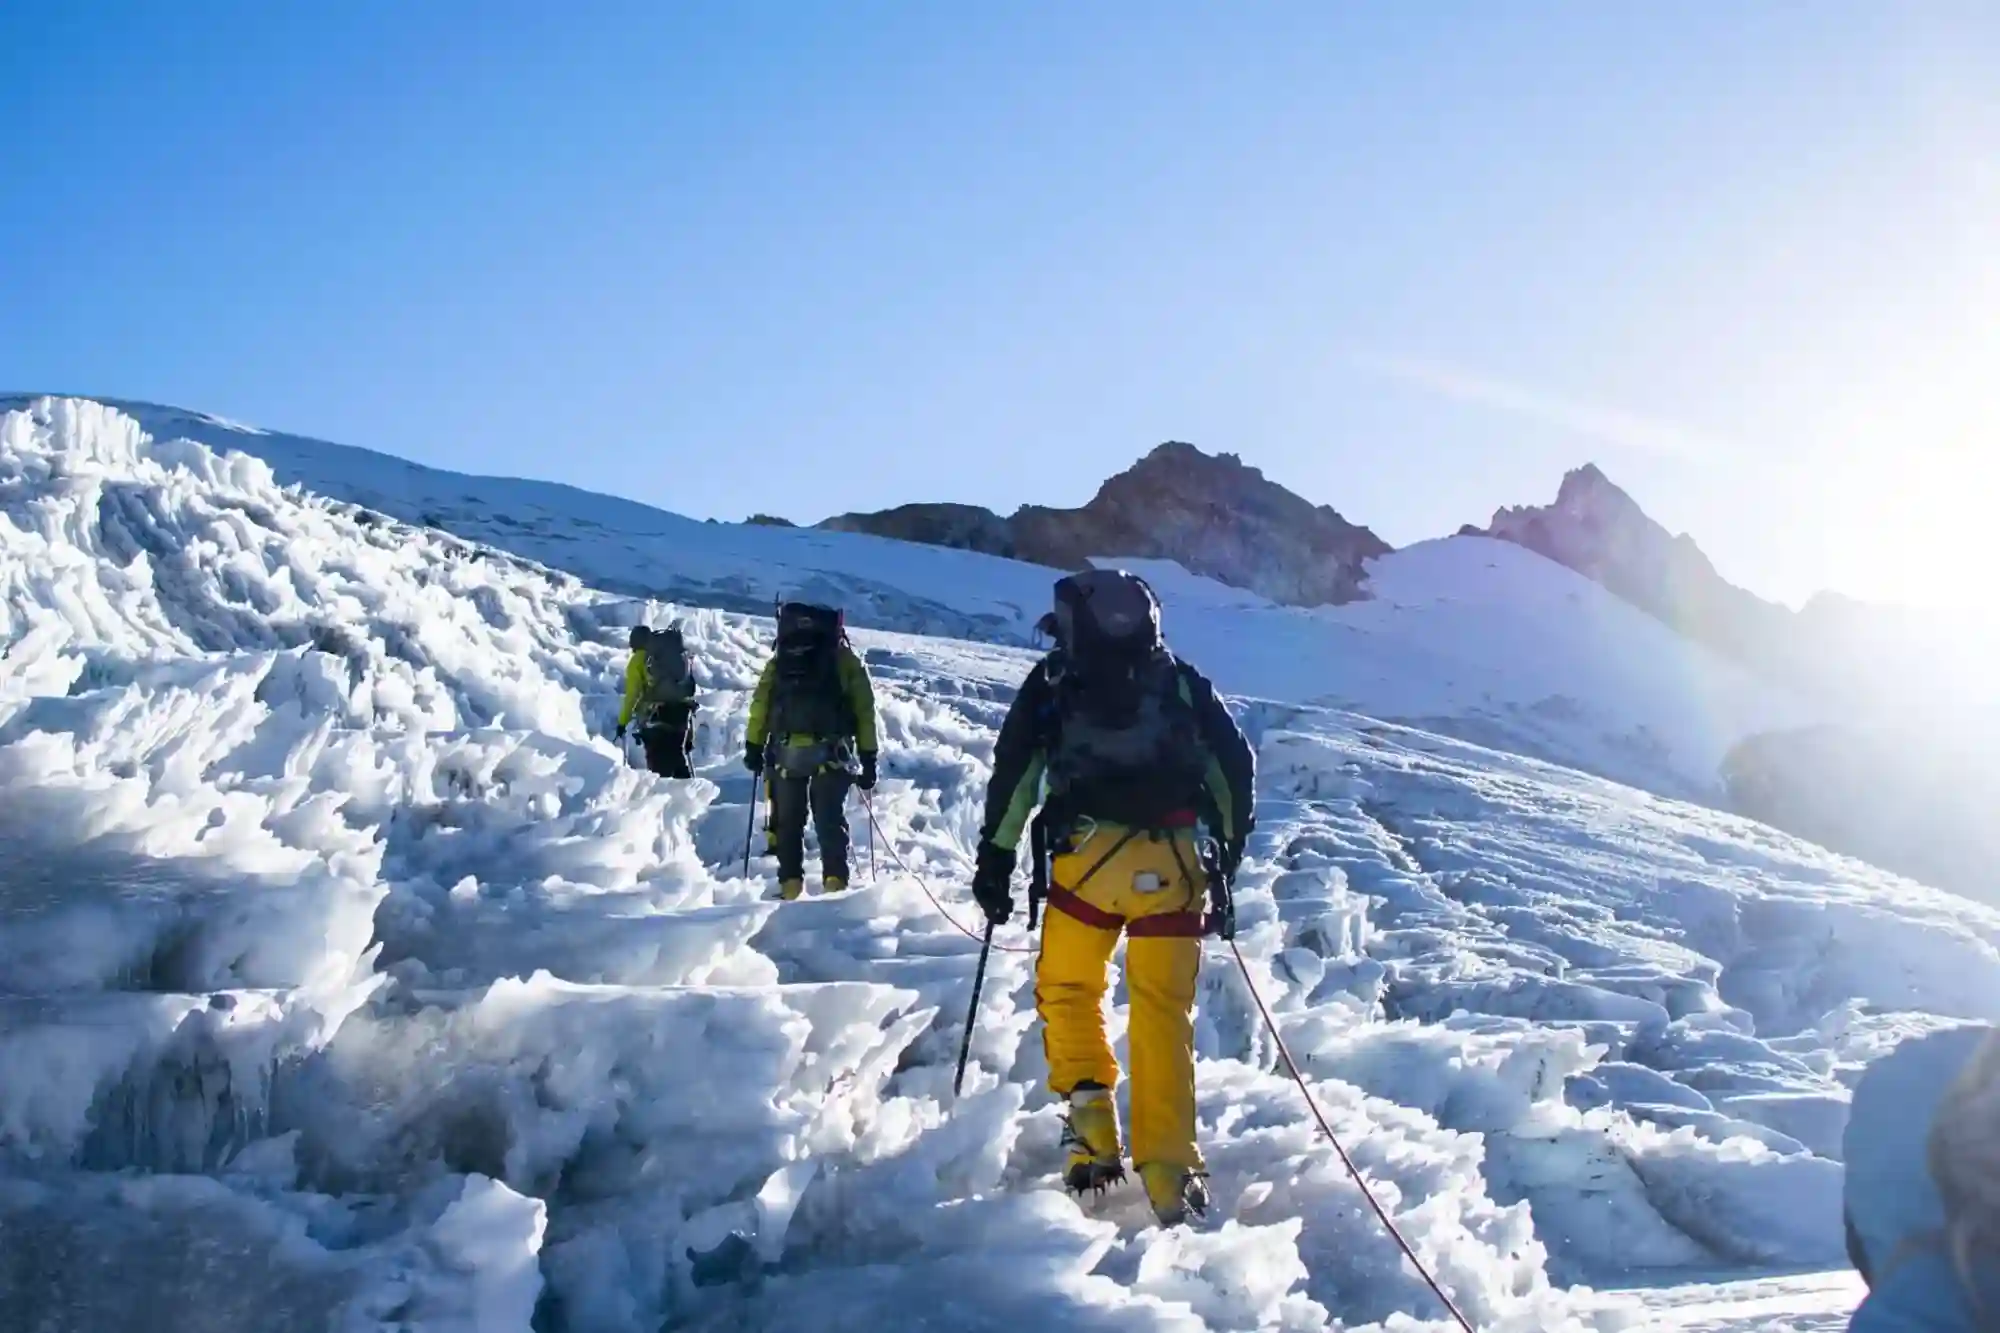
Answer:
[
  {"left": 1474, "top": 462, "right": 1793, "bottom": 669},
  {"left": 1552, "top": 462, "right": 1621, "bottom": 512},
  {"left": 820, "top": 441, "right": 1390, "bottom": 607}
]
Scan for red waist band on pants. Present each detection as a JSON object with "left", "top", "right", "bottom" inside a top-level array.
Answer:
[{"left": 1043, "top": 885, "right": 1204, "bottom": 937}]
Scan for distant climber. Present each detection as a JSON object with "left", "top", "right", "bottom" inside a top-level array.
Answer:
[
  {"left": 617, "top": 623, "right": 697, "bottom": 779},
  {"left": 970, "top": 568, "right": 1254, "bottom": 1227},
  {"left": 744, "top": 602, "right": 878, "bottom": 900},
  {"left": 1843, "top": 1022, "right": 2000, "bottom": 1330}
]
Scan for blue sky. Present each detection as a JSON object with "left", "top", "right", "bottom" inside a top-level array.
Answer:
[{"left": 5, "top": 3, "right": 1996, "bottom": 609}]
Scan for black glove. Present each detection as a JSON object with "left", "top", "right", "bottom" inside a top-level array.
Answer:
[
  {"left": 1207, "top": 829, "right": 1245, "bottom": 941},
  {"left": 1205, "top": 877, "right": 1237, "bottom": 941},
  {"left": 614, "top": 723, "right": 627, "bottom": 742},
  {"left": 971, "top": 840, "right": 1016, "bottom": 925},
  {"left": 743, "top": 742, "right": 764, "bottom": 776},
  {"left": 857, "top": 751, "right": 878, "bottom": 791}
]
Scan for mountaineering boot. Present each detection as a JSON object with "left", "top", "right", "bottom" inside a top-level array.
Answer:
[
  {"left": 1138, "top": 1162, "right": 1209, "bottom": 1228},
  {"left": 824, "top": 877, "right": 846, "bottom": 895},
  {"left": 1060, "top": 1082, "right": 1125, "bottom": 1195},
  {"left": 778, "top": 879, "right": 804, "bottom": 901}
]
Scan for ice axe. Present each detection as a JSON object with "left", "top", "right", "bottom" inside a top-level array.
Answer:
[
  {"left": 865, "top": 791, "right": 877, "bottom": 881},
  {"left": 742, "top": 776, "right": 760, "bottom": 880},
  {"left": 952, "top": 922, "right": 995, "bottom": 1099}
]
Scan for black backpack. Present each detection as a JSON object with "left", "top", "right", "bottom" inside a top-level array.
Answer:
[
  {"left": 638, "top": 624, "right": 695, "bottom": 709},
  {"left": 768, "top": 602, "right": 855, "bottom": 739},
  {"left": 1038, "top": 570, "right": 1209, "bottom": 828}
]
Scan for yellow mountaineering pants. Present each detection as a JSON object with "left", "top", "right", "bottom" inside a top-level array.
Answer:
[{"left": 1037, "top": 823, "right": 1206, "bottom": 1173}]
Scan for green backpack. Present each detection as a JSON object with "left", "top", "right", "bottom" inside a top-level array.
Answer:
[{"left": 639, "top": 625, "right": 695, "bottom": 710}]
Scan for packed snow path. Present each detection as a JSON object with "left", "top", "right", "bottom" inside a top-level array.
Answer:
[{"left": 3, "top": 399, "right": 1998, "bottom": 1331}]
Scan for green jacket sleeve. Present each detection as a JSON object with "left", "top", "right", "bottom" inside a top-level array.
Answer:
[
  {"left": 618, "top": 653, "right": 646, "bottom": 729},
  {"left": 745, "top": 659, "right": 776, "bottom": 748},
  {"left": 839, "top": 647, "right": 878, "bottom": 752},
  {"left": 979, "top": 660, "right": 1054, "bottom": 853},
  {"left": 1182, "top": 661, "right": 1255, "bottom": 843}
]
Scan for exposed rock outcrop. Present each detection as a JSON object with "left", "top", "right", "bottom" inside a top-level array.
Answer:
[{"left": 821, "top": 441, "right": 1390, "bottom": 606}]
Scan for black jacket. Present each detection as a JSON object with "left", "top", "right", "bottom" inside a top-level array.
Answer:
[{"left": 978, "top": 650, "right": 1254, "bottom": 854}]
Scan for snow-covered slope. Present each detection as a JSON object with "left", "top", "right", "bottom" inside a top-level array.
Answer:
[
  {"left": 2, "top": 397, "right": 1995, "bottom": 1330},
  {"left": 0, "top": 396, "right": 1817, "bottom": 801},
  {"left": 1215, "top": 537, "right": 1816, "bottom": 800},
  {"left": 0, "top": 395, "right": 1058, "bottom": 644}
]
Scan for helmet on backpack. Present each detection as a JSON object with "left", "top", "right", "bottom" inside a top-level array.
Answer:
[
  {"left": 776, "top": 602, "right": 844, "bottom": 656},
  {"left": 1038, "top": 570, "right": 1206, "bottom": 829},
  {"left": 1041, "top": 569, "right": 1162, "bottom": 666}
]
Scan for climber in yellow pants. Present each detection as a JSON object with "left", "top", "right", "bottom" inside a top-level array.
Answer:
[
  {"left": 1037, "top": 823, "right": 1208, "bottom": 1189},
  {"left": 971, "top": 569, "right": 1255, "bottom": 1228}
]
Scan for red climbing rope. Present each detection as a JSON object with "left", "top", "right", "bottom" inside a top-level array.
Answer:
[
  {"left": 1228, "top": 937, "right": 1479, "bottom": 1333},
  {"left": 862, "top": 800, "right": 1037, "bottom": 954},
  {"left": 862, "top": 799, "right": 1479, "bottom": 1329}
]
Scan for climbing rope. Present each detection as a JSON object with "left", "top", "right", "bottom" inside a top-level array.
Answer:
[
  {"left": 861, "top": 800, "right": 1037, "bottom": 954},
  {"left": 860, "top": 800, "right": 1477, "bottom": 1329},
  {"left": 1228, "top": 938, "right": 1478, "bottom": 1333}
]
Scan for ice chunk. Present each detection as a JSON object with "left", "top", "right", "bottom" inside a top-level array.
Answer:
[
  {"left": 0, "top": 1169, "right": 545, "bottom": 1333},
  {"left": 1712, "top": 1090, "right": 1851, "bottom": 1161}
]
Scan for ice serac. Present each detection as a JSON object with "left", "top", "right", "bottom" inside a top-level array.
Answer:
[{"left": 824, "top": 440, "right": 1393, "bottom": 607}]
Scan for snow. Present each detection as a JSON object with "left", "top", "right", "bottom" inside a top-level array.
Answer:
[
  {"left": 1586, "top": 1271, "right": 1866, "bottom": 1332},
  {"left": 8, "top": 394, "right": 1818, "bottom": 801},
  {"left": 3, "top": 395, "right": 1995, "bottom": 1330}
]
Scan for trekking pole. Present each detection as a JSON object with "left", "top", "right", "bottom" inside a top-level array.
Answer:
[
  {"left": 952, "top": 923, "right": 996, "bottom": 1098},
  {"left": 866, "top": 793, "right": 877, "bottom": 881},
  {"left": 742, "top": 779, "right": 758, "bottom": 880}
]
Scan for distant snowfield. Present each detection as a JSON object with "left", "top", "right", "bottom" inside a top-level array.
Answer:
[
  {"left": 2, "top": 396, "right": 1992, "bottom": 1331},
  {"left": 5, "top": 394, "right": 1818, "bottom": 802}
]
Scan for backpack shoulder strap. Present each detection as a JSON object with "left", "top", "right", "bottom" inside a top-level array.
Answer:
[{"left": 1032, "top": 653, "right": 1067, "bottom": 735}]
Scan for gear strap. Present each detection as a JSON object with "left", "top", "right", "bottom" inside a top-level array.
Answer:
[
  {"left": 1041, "top": 823, "right": 1205, "bottom": 938},
  {"left": 1042, "top": 885, "right": 1204, "bottom": 937}
]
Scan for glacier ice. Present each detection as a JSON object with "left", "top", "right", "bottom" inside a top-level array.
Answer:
[{"left": 3, "top": 397, "right": 1999, "bottom": 1330}]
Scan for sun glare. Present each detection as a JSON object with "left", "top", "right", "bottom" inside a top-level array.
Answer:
[{"left": 1843, "top": 455, "right": 1995, "bottom": 615}]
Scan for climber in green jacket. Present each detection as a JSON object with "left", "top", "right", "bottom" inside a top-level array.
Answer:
[
  {"left": 743, "top": 602, "right": 878, "bottom": 899},
  {"left": 618, "top": 624, "right": 697, "bottom": 779}
]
